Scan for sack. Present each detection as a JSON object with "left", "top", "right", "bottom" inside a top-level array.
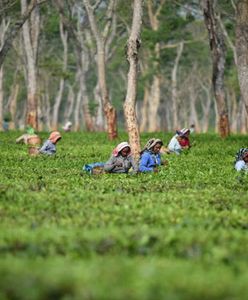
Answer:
[{"left": 83, "top": 162, "right": 105, "bottom": 175}]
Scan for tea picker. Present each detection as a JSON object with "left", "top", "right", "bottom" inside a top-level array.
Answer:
[{"left": 39, "top": 131, "right": 62, "bottom": 155}]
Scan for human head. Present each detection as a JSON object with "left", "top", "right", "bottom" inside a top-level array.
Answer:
[
  {"left": 176, "top": 128, "right": 190, "bottom": 138},
  {"left": 235, "top": 148, "right": 248, "bottom": 163},
  {"left": 49, "top": 131, "right": 62, "bottom": 144},
  {"left": 112, "top": 142, "right": 131, "bottom": 157},
  {"left": 143, "top": 138, "right": 163, "bottom": 154}
]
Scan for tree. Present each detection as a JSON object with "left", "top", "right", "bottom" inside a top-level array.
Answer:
[
  {"left": 21, "top": 0, "right": 40, "bottom": 130},
  {"left": 203, "top": 0, "right": 230, "bottom": 137},
  {"left": 83, "top": 0, "right": 118, "bottom": 140},
  {"left": 0, "top": 0, "right": 46, "bottom": 68},
  {"left": 123, "top": 0, "right": 143, "bottom": 159},
  {"left": 236, "top": 0, "right": 248, "bottom": 115}
]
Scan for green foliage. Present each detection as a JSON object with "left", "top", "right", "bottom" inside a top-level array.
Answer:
[{"left": 1, "top": 131, "right": 248, "bottom": 299}]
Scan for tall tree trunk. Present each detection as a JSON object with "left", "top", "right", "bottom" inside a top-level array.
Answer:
[
  {"left": 189, "top": 85, "right": 200, "bottom": 132},
  {"left": 0, "top": 66, "right": 3, "bottom": 131},
  {"left": 21, "top": 0, "right": 40, "bottom": 130},
  {"left": 64, "top": 84, "right": 74, "bottom": 124},
  {"left": 8, "top": 84, "right": 19, "bottom": 130},
  {"left": 83, "top": 0, "right": 117, "bottom": 140},
  {"left": 140, "top": 84, "right": 149, "bottom": 132},
  {"left": 0, "top": 18, "right": 10, "bottom": 131},
  {"left": 236, "top": 0, "right": 248, "bottom": 115},
  {"left": 146, "top": 0, "right": 164, "bottom": 132},
  {"left": 52, "top": 16, "right": 68, "bottom": 130},
  {"left": 148, "top": 64, "right": 161, "bottom": 132},
  {"left": 171, "top": 41, "right": 184, "bottom": 130},
  {"left": 0, "top": 0, "right": 45, "bottom": 68},
  {"left": 203, "top": 0, "right": 230, "bottom": 137},
  {"left": 123, "top": 0, "right": 143, "bottom": 159},
  {"left": 74, "top": 71, "right": 81, "bottom": 131},
  {"left": 229, "top": 88, "right": 238, "bottom": 133},
  {"left": 94, "top": 82, "right": 105, "bottom": 131},
  {"left": 200, "top": 81, "right": 212, "bottom": 133}
]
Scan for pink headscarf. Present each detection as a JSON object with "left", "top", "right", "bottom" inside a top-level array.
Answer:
[{"left": 112, "top": 142, "right": 131, "bottom": 157}]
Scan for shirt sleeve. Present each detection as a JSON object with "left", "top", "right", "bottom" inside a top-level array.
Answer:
[
  {"left": 104, "top": 156, "right": 116, "bottom": 172},
  {"left": 39, "top": 140, "right": 55, "bottom": 155},
  {"left": 139, "top": 153, "right": 154, "bottom": 172},
  {"left": 168, "top": 136, "right": 181, "bottom": 154},
  {"left": 235, "top": 160, "right": 246, "bottom": 171},
  {"left": 129, "top": 156, "right": 139, "bottom": 173}
]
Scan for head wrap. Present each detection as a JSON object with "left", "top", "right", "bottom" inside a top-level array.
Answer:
[
  {"left": 176, "top": 128, "right": 190, "bottom": 137},
  {"left": 112, "top": 142, "right": 131, "bottom": 157},
  {"left": 49, "top": 131, "right": 62, "bottom": 143},
  {"left": 141, "top": 138, "right": 163, "bottom": 154},
  {"left": 235, "top": 148, "right": 248, "bottom": 162},
  {"left": 63, "top": 121, "right": 72, "bottom": 131}
]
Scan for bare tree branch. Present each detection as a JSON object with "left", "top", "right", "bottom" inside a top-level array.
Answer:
[{"left": 0, "top": 0, "right": 47, "bottom": 68}]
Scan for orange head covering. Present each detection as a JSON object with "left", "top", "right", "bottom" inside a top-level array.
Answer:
[{"left": 49, "top": 131, "right": 62, "bottom": 143}]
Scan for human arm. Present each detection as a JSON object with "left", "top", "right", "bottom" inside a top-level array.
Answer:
[
  {"left": 235, "top": 160, "right": 247, "bottom": 171},
  {"left": 139, "top": 152, "right": 154, "bottom": 172},
  {"left": 39, "top": 140, "right": 55, "bottom": 155},
  {"left": 168, "top": 136, "right": 182, "bottom": 154}
]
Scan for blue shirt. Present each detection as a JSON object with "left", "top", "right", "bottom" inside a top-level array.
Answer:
[
  {"left": 39, "top": 140, "right": 56, "bottom": 155},
  {"left": 139, "top": 151, "right": 161, "bottom": 172}
]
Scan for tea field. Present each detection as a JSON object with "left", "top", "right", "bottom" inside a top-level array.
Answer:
[{"left": 1, "top": 131, "right": 248, "bottom": 300}]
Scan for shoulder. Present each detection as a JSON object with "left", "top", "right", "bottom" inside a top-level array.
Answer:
[
  {"left": 235, "top": 160, "right": 246, "bottom": 171},
  {"left": 141, "top": 151, "right": 151, "bottom": 158}
]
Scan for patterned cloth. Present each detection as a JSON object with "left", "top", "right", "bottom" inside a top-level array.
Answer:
[
  {"left": 139, "top": 138, "right": 163, "bottom": 172},
  {"left": 235, "top": 148, "right": 248, "bottom": 163},
  {"left": 140, "top": 138, "right": 163, "bottom": 154},
  {"left": 112, "top": 142, "right": 131, "bottom": 157},
  {"left": 39, "top": 140, "right": 57, "bottom": 155},
  {"left": 104, "top": 142, "right": 137, "bottom": 173}
]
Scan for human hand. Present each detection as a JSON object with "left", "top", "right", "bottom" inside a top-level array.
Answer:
[
  {"left": 115, "top": 162, "right": 123, "bottom": 167},
  {"left": 153, "top": 167, "right": 159, "bottom": 173},
  {"left": 161, "top": 160, "right": 169, "bottom": 166}
]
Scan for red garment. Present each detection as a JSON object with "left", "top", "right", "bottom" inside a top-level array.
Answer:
[{"left": 179, "top": 137, "right": 190, "bottom": 147}]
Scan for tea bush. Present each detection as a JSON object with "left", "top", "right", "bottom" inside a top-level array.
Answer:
[{"left": 0, "top": 131, "right": 248, "bottom": 299}]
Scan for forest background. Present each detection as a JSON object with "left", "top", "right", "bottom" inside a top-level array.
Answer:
[{"left": 0, "top": 0, "right": 245, "bottom": 137}]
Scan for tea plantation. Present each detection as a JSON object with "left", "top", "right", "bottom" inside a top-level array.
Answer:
[{"left": 1, "top": 131, "right": 248, "bottom": 299}]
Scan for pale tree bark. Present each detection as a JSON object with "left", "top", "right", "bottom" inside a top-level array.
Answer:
[
  {"left": 171, "top": 41, "right": 184, "bottom": 130},
  {"left": 8, "top": 84, "right": 19, "bottom": 130},
  {"left": 188, "top": 83, "right": 200, "bottom": 132},
  {"left": 0, "top": 17, "right": 10, "bottom": 131},
  {"left": 239, "top": 101, "right": 248, "bottom": 133},
  {"left": 75, "top": 10, "right": 95, "bottom": 132},
  {"left": 203, "top": 0, "right": 230, "bottom": 138},
  {"left": 228, "top": 88, "right": 238, "bottom": 133},
  {"left": 52, "top": 15, "right": 68, "bottom": 130},
  {"left": 21, "top": 0, "right": 40, "bottom": 130},
  {"left": 199, "top": 79, "right": 212, "bottom": 133},
  {"left": 83, "top": 0, "right": 117, "bottom": 140},
  {"left": 146, "top": 0, "right": 165, "bottom": 132},
  {"left": 140, "top": 84, "right": 150, "bottom": 132},
  {"left": 0, "top": 0, "right": 46, "bottom": 68},
  {"left": 123, "top": 0, "right": 143, "bottom": 159},
  {"left": 94, "top": 82, "right": 105, "bottom": 130},
  {"left": 74, "top": 71, "right": 82, "bottom": 131},
  {"left": 236, "top": 0, "right": 248, "bottom": 117},
  {"left": 0, "top": 65, "right": 3, "bottom": 131},
  {"left": 64, "top": 84, "right": 74, "bottom": 124}
]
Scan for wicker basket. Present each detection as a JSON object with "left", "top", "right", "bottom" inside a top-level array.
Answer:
[
  {"left": 27, "top": 135, "right": 41, "bottom": 146},
  {"left": 28, "top": 146, "right": 40, "bottom": 156}
]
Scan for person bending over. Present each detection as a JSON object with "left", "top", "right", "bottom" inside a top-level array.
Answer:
[{"left": 39, "top": 131, "right": 62, "bottom": 155}]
